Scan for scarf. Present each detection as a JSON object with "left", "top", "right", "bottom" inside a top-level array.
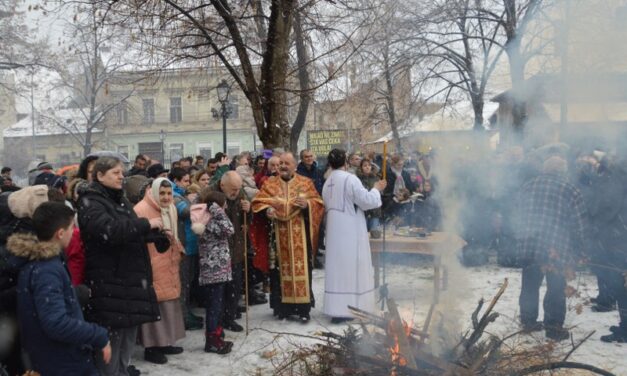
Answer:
[{"left": 150, "top": 177, "right": 179, "bottom": 242}]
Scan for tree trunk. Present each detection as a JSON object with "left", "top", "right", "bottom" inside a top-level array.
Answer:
[
  {"left": 507, "top": 36, "right": 526, "bottom": 140},
  {"left": 383, "top": 54, "right": 402, "bottom": 152},
  {"left": 258, "top": 0, "right": 297, "bottom": 150},
  {"left": 83, "top": 129, "right": 92, "bottom": 156},
  {"left": 289, "top": 10, "right": 311, "bottom": 154},
  {"left": 472, "top": 96, "right": 485, "bottom": 131}
]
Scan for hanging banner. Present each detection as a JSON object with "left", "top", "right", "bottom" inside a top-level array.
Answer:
[{"left": 306, "top": 129, "right": 348, "bottom": 156}]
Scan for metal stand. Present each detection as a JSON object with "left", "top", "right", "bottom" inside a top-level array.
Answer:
[{"left": 379, "top": 195, "right": 389, "bottom": 311}]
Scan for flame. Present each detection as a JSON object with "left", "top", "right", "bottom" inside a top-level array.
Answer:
[{"left": 387, "top": 320, "right": 413, "bottom": 376}]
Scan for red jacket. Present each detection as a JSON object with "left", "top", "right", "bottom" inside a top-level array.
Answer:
[{"left": 65, "top": 227, "right": 85, "bottom": 285}]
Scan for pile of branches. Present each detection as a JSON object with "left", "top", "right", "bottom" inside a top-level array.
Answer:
[{"left": 272, "top": 279, "right": 615, "bottom": 376}]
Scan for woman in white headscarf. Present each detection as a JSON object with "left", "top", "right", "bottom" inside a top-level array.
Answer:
[{"left": 134, "top": 177, "right": 186, "bottom": 364}]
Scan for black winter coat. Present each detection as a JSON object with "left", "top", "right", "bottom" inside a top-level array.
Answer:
[
  {"left": 0, "top": 191, "right": 35, "bottom": 314},
  {"left": 297, "top": 162, "right": 324, "bottom": 194},
  {"left": 77, "top": 181, "right": 160, "bottom": 329}
]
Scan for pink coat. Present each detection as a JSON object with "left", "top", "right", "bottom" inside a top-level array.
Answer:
[{"left": 134, "top": 190, "right": 184, "bottom": 302}]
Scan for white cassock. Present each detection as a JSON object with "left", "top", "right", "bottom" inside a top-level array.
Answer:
[{"left": 322, "top": 169, "right": 382, "bottom": 318}]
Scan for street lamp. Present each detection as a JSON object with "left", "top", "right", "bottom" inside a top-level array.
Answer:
[
  {"left": 252, "top": 126, "right": 257, "bottom": 152},
  {"left": 159, "top": 129, "right": 166, "bottom": 164},
  {"left": 211, "top": 80, "right": 231, "bottom": 154}
]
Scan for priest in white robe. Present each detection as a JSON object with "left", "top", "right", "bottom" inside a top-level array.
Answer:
[{"left": 322, "top": 149, "right": 387, "bottom": 323}]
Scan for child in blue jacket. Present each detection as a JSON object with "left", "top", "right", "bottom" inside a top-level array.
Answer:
[{"left": 8, "top": 202, "right": 111, "bottom": 375}]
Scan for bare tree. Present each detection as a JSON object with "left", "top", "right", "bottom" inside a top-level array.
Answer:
[
  {"left": 105, "top": 0, "right": 373, "bottom": 151},
  {"left": 349, "top": 1, "right": 417, "bottom": 151},
  {"left": 43, "top": 0, "right": 141, "bottom": 156},
  {"left": 475, "top": 0, "right": 550, "bottom": 136},
  {"left": 405, "top": 0, "right": 506, "bottom": 131},
  {"left": 0, "top": 0, "right": 42, "bottom": 70}
]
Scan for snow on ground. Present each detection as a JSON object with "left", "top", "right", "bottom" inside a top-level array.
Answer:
[{"left": 131, "top": 257, "right": 626, "bottom": 375}]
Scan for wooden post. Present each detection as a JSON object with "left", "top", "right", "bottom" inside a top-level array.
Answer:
[{"left": 243, "top": 214, "right": 250, "bottom": 336}]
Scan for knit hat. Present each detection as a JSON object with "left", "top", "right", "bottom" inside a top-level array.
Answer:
[
  {"left": 8, "top": 185, "right": 49, "bottom": 219},
  {"left": 123, "top": 175, "right": 151, "bottom": 205},
  {"left": 33, "top": 172, "right": 66, "bottom": 190},
  {"left": 147, "top": 163, "right": 169, "bottom": 179}
]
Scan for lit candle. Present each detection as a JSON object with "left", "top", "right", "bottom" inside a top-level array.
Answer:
[{"left": 382, "top": 140, "right": 388, "bottom": 181}]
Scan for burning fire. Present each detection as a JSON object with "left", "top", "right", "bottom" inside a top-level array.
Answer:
[{"left": 387, "top": 318, "right": 414, "bottom": 373}]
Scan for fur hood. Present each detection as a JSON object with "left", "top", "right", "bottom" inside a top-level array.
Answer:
[
  {"left": 8, "top": 185, "right": 49, "bottom": 219},
  {"left": 7, "top": 233, "right": 61, "bottom": 261}
]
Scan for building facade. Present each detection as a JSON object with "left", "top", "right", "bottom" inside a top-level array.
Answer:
[{"left": 105, "top": 67, "right": 265, "bottom": 164}]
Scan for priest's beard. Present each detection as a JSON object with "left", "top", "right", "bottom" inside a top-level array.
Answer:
[{"left": 280, "top": 172, "right": 294, "bottom": 181}]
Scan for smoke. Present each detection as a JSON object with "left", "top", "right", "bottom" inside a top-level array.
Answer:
[
  {"left": 412, "top": 0, "right": 627, "bottom": 355},
  {"left": 423, "top": 143, "right": 489, "bottom": 356}
]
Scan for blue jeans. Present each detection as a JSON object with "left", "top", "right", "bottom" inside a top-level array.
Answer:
[
  {"left": 367, "top": 217, "right": 381, "bottom": 232},
  {"left": 204, "top": 283, "right": 227, "bottom": 332}
]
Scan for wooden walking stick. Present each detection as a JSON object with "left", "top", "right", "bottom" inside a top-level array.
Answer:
[{"left": 243, "top": 212, "right": 250, "bottom": 336}]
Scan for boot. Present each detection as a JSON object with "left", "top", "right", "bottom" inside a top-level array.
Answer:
[
  {"left": 521, "top": 321, "right": 543, "bottom": 333},
  {"left": 545, "top": 326, "right": 569, "bottom": 341},
  {"left": 144, "top": 347, "right": 168, "bottom": 364},
  {"left": 204, "top": 328, "right": 233, "bottom": 354},
  {"left": 127, "top": 365, "right": 141, "bottom": 376},
  {"left": 157, "top": 346, "right": 184, "bottom": 355},
  {"left": 591, "top": 302, "right": 616, "bottom": 312},
  {"left": 189, "top": 311, "right": 204, "bottom": 323},
  {"left": 184, "top": 312, "right": 203, "bottom": 330},
  {"left": 602, "top": 326, "right": 627, "bottom": 342},
  {"left": 224, "top": 320, "right": 244, "bottom": 332}
]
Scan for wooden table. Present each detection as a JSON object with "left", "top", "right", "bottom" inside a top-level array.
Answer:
[{"left": 370, "top": 232, "right": 466, "bottom": 296}]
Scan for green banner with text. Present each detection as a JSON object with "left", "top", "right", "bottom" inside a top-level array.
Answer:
[{"left": 306, "top": 129, "right": 348, "bottom": 156}]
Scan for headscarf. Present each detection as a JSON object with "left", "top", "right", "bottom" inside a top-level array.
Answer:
[{"left": 150, "top": 177, "right": 179, "bottom": 242}]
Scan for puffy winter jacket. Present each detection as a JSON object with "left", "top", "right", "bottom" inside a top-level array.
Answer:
[
  {"left": 77, "top": 181, "right": 160, "bottom": 329},
  {"left": 8, "top": 233, "right": 108, "bottom": 376}
]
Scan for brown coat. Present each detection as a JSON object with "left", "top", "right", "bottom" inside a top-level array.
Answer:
[{"left": 134, "top": 190, "right": 184, "bottom": 302}]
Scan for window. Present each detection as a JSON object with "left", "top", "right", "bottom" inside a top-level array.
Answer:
[
  {"left": 117, "top": 145, "right": 129, "bottom": 160},
  {"left": 227, "top": 142, "right": 240, "bottom": 158},
  {"left": 170, "top": 97, "right": 182, "bottom": 123},
  {"left": 227, "top": 94, "right": 239, "bottom": 119},
  {"left": 170, "top": 143, "right": 184, "bottom": 162},
  {"left": 197, "top": 142, "right": 213, "bottom": 160},
  {"left": 138, "top": 142, "right": 163, "bottom": 162},
  {"left": 116, "top": 101, "right": 128, "bottom": 125},
  {"left": 142, "top": 98, "right": 155, "bottom": 124}
]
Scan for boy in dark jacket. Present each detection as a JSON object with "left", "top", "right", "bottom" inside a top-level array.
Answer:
[{"left": 8, "top": 202, "right": 111, "bottom": 375}]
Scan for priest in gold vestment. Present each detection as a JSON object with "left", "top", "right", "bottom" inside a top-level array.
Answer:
[{"left": 252, "top": 152, "right": 324, "bottom": 322}]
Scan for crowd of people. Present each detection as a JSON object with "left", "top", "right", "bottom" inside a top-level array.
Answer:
[
  {"left": 0, "top": 140, "right": 626, "bottom": 375},
  {"left": 0, "top": 147, "right": 391, "bottom": 375},
  {"left": 454, "top": 143, "right": 627, "bottom": 342}
]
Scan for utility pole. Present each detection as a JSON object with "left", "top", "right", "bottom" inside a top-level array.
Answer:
[
  {"left": 30, "top": 71, "right": 36, "bottom": 160},
  {"left": 558, "top": 0, "right": 571, "bottom": 141}
]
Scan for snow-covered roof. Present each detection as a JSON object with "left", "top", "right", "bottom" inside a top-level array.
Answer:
[
  {"left": 3, "top": 108, "right": 101, "bottom": 138},
  {"left": 370, "top": 101, "right": 499, "bottom": 143}
]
